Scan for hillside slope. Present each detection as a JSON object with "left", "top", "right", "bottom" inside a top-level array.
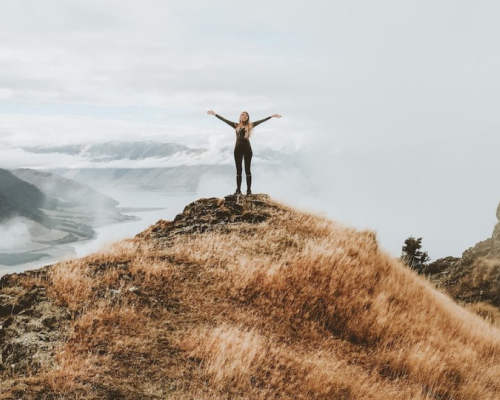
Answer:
[
  {"left": 1, "top": 195, "right": 500, "bottom": 399},
  {"left": 0, "top": 169, "right": 47, "bottom": 224},
  {"left": 426, "top": 200, "right": 500, "bottom": 315},
  {"left": 12, "top": 168, "right": 118, "bottom": 209}
]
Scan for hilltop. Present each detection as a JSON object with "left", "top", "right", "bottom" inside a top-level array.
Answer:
[{"left": 1, "top": 195, "right": 500, "bottom": 399}]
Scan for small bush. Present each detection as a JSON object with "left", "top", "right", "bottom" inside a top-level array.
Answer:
[{"left": 401, "top": 236, "right": 430, "bottom": 274}]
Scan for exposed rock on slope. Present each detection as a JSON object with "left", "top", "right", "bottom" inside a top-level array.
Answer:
[
  {"left": 0, "top": 267, "right": 70, "bottom": 381},
  {"left": 138, "top": 194, "right": 275, "bottom": 238},
  {"left": 427, "top": 200, "right": 500, "bottom": 308},
  {"left": 2, "top": 195, "right": 500, "bottom": 399}
]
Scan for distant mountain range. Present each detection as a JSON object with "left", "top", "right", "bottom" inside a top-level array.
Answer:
[
  {"left": 23, "top": 141, "right": 206, "bottom": 162},
  {"left": 19, "top": 141, "right": 295, "bottom": 192},
  {"left": 23, "top": 141, "right": 293, "bottom": 164}
]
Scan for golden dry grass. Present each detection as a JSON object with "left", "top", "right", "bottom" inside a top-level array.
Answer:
[{"left": 3, "top": 198, "right": 500, "bottom": 399}]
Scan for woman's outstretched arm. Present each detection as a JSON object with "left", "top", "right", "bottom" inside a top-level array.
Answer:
[
  {"left": 252, "top": 114, "right": 282, "bottom": 128},
  {"left": 207, "top": 110, "right": 237, "bottom": 128}
]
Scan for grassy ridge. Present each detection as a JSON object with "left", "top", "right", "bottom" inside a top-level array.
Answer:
[{"left": 2, "top": 195, "right": 500, "bottom": 399}]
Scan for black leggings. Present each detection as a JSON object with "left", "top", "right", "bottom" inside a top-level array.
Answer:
[{"left": 234, "top": 143, "right": 252, "bottom": 176}]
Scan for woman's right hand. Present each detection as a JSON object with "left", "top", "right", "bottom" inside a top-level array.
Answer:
[{"left": 207, "top": 110, "right": 215, "bottom": 115}]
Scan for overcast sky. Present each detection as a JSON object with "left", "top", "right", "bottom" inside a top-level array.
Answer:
[{"left": 1, "top": 0, "right": 499, "bottom": 259}]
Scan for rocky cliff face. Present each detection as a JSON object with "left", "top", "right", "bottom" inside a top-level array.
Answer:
[
  {"left": 492, "top": 202, "right": 500, "bottom": 256},
  {"left": 427, "top": 200, "right": 500, "bottom": 308}
]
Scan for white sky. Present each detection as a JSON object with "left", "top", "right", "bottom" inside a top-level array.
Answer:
[{"left": 1, "top": 0, "right": 499, "bottom": 259}]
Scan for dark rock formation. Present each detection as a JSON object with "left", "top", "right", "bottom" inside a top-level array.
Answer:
[
  {"left": 427, "top": 200, "right": 500, "bottom": 308},
  {"left": 423, "top": 256, "right": 460, "bottom": 275},
  {"left": 492, "top": 222, "right": 500, "bottom": 258},
  {"left": 138, "top": 193, "right": 278, "bottom": 239}
]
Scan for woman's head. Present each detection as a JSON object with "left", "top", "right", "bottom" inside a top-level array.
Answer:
[
  {"left": 239, "top": 111, "right": 250, "bottom": 124},
  {"left": 237, "top": 111, "right": 253, "bottom": 139}
]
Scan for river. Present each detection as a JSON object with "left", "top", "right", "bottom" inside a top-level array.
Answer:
[{"left": 0, "top": 191, "right": 197, "bottom": 277}]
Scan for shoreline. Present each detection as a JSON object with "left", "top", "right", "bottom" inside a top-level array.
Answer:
[{"left": 0, "top": 207, "right": 168, "bottom": 278}]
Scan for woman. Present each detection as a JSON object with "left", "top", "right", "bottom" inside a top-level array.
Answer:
[{"left": 207, "top": 110, "right": 281, "bottom": 196}]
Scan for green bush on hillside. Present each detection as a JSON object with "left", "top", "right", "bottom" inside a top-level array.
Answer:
[{"left": 401, "top": 236, "right": 430, "bottom": 274}]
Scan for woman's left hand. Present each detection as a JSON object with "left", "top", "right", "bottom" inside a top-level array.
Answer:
[{"left": 272, "top": 114, "right": 282, "bottom": 118}]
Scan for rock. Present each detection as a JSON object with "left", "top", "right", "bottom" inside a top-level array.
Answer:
[
  {"left": 424, "top": 256, "right": 460, "bottom": 275},
  {"left": 138, "top": 193, "right": 275, "bottom": 240},
  {"left": 0, "top": 268, "right": 71, "bottom": 377},
  {"left": 461, "top": 238, "right": 494, "bottom": 266},
  {"left": 427, "top": 201, "right": 500, "bottom": 310},
  {"left": 492, "top": 223, "right": 500, "bottom": 258}
]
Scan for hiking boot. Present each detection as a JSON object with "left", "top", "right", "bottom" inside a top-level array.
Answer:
[
  {"left": 234, "top": 189, "right": 242, "bottom": 195},
  {"left": 246, "top": 190, "right": 252, "bottom": 196}
]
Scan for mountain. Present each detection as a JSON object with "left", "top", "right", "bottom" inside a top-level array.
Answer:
[
  {"left": 12, "top": 168, "right": 118, "bottom": 209},
  {"left": 0, "top": 169, "right": 48, "bottom": 224},
  {"left": 23, "top": 141, "right": 206, "bottom": 162},
  {"left": 1, "top": 195, "right": 500, "bottom": 399}
]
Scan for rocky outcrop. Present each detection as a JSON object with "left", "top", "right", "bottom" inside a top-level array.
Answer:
[
  {"left": 0, "top": 267, "right": 71, "bottom": 378},
  {"left": 138, "top": 193, "right": 278, "bottom": 239},
  {"left": 427, "top": 200, "right": 500, "bottom": 308},
  {"left": 492, "top": 222, "right": 500, "bottom": 258}
]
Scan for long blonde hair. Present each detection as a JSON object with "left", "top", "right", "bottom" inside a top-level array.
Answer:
[{"left": 235, "top": 111, "right": 253, "bottom": 140}]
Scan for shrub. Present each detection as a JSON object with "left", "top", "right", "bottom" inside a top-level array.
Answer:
[{"left": 401, "top": 236, "right": 430, "bottom": 274}]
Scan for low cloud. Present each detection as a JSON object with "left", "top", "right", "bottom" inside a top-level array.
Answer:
[{"left": 0, "top": 218, "right": 32, "bottom": 251}]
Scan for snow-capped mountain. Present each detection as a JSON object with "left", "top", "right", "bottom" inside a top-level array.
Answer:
[
  {"left": 23, "top": 141, "right": 206, "bottom": 162},
  {"left": 19, "top": 141, "right": 295, "bottom": 192}
]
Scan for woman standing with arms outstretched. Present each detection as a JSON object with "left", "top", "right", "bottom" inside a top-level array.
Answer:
[{"left": 207, "top": 110, "right": 281, "bottom": 196}]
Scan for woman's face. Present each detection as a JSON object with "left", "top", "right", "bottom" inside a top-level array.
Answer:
[{"left": 240, "top": 112, "right": 249, "bottom": 123}]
